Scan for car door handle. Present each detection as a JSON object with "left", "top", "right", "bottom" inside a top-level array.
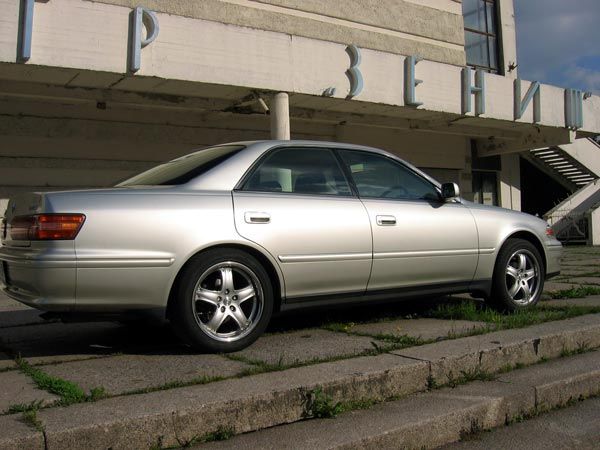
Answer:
[
  {"left": 376, "top": 215, "right": 396, "bottom": 226},
  {"left": 244, "top": 212, "right": 271, "bottom": 224}
]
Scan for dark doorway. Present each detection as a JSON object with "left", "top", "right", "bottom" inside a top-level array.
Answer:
[{"left": 520, "top": 157, "right": 571, "bottom": 217}]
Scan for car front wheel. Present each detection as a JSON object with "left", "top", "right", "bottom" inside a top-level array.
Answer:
[
  {"left": 171, "top": 248, "right": 273, "bottom": 352},
  {"left": 489, "top": 238, "right": 544, "bottom": 311}
]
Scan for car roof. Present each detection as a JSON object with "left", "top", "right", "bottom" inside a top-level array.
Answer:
[{"left": 180, "top": 140, "right": 441, "bottom": 191}]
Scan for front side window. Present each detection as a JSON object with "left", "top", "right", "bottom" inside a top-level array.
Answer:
[
  {"left": 242, "top": 148, "right": 352, "bottom": 196},
  {"left": 462, "top": 0, "right": 500, "bottom": 73},
  {"left": 338, "top": 150, "right": 440, "bottom": 202}
]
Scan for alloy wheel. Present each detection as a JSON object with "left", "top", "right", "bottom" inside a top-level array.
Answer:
[
  {"left": 504, "top": 249, "right": 541, "bottom": 305},
  {"left": 191, "top": 261, "right": 264, "bottom": 342}
]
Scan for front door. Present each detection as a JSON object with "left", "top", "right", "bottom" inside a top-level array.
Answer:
[
  {"left": 233, "top": 146, "right": 372, "bottom": 299},
  {"left": 337, "top": 149, "right": 479, "bottom": 291}
]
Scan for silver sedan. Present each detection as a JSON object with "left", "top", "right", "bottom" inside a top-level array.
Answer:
[{"left": 0, "top": 141, "right": 562, "bottom": 351}]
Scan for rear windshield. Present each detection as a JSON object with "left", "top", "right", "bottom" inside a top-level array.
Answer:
[{"left": 118, "top": 145, "right": 245, "bottom": 186}]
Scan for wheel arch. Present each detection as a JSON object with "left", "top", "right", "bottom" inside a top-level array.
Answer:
[
  {"left": 165, "top": 243, "right": 284, "bottom": 320},
  {"left": 498, "top": 230, "right": 547, "bottom": 274}
]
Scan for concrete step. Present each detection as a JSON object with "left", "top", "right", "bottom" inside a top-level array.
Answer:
[
  {"left": 201, "top": 350, "right": 600, "bottom": 449},
  {"left": 2, "top": 314, "right": 600, "bottom": 450},
  {"left": 441, "top": 396, "right": 600, "bottom": 449}
]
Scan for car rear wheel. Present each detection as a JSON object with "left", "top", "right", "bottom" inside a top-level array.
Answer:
[
  {"left": 488, "top": 238, "right": 544, "bottom": 311},
  {"left": 171, "top": 248, "right": 273, "bottom": 352}
]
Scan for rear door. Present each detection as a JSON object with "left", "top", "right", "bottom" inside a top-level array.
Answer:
[
  {"left": 233, "top": 146, "right": 372, "bottom": 299},
  {"left": 337, "top": 149, "right": 479, "bottom": 291}
]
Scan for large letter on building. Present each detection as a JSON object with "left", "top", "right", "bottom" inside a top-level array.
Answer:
[
  {"left": 461, "top": 67, "right": 485, "bottom": 116},
  {"left": 565, "top": 89, "right": 584, "bottom": 130},
  {"left": 514, "top": 79, "right": 541, "bottom": 123},
  {"left": 404, "top": 56, "right": 423, "bottom": 107},
  {"left": 129, "top": 6, "right": 159, "bottom": 73},
  {"left": 345, "top": 45, "right": 363, "bottom": 98},
  {"left": 18, "top": 0, "right": 35, "bottom": 62}
]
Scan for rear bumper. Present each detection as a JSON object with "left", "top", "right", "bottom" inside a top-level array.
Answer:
[{"left": 0, "top": 245, "right": 76, "bottom": 311}]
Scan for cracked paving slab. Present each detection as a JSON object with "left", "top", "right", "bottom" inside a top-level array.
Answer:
[
  {"left": 41, "top": 353, "right": 253, "bottom": 396},
  {"left": 348, "top": 318, "right": 489, "bottom": 341},
  {"left": 233, "top": 329, "right": 385, "bottom": 366},
  {"left": 0, "top": 370, "right": 59, "bottom": 414}
]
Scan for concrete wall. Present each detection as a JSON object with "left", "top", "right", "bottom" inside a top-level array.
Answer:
[{"left": 89, "top": 0, "right": 467, "bottom": 66}]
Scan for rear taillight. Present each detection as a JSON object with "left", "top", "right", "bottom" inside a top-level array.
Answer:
[
  {"left": 546, "top": 225, "right": 554, "bottom": 237},
  {"left": 10, "top": 214, "right": 85, "bottom": 240}
]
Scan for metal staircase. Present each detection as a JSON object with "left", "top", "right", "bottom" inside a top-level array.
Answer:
[
  {"left": 531, "top": 138, "right": 600, "bottom": 244},
  {"left": 528, "top": 146, "right": 597, "bottom": 189}
]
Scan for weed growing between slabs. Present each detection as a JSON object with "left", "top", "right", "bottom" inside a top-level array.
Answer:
[
  {"left": 428, "top": 300, "right": 600, "bottom": 330},
  {"left": 13, "top": 357, "right": 108, "bottom": 408},
  {"left": 547, "top": 286, "right": 600, "bottom": 299}
]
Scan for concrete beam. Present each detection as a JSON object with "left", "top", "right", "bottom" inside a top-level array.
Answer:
[{"left": 476, "top": 129, "right": 575, "bottom": 157}]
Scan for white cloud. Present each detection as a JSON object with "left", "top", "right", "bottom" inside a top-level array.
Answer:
[
  {"left": 514, "top": 0, "right": 600, "bottom": 90},
  {"left": 567, "top": 66, "right": 600, "bottom": 94}
]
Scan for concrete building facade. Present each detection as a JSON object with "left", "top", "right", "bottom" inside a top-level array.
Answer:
[{"left": 0, "top": 0, "right": 599, "bottom": 222}]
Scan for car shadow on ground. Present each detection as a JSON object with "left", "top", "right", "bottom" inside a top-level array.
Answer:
[{"left": 0, "top": 295, "right": 456, "bottom": 361}]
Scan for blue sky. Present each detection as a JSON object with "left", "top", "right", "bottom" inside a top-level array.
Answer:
[{"left": 514, "top": 0, "right": 600, "bottom": 94}]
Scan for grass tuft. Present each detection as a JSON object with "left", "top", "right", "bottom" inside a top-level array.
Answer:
[
  {"left": 428, "top": 300, "right": 600, "bottom": 330},
  {"left": 200, "top": 426, "right": 235, "bottom": 443},
  {"left": 548, "top": 286, "right": 600, "bottom": 299},
  {"left": 445, "top": 367, "right": 497, "bottom": 388},
  {"left": 22, "top": 409, "right": 44, "bottom": 432},
  {"left": 16, "top": 358, "right": 86, "bottom": 405},
  {"left": 306, "top": 387, "right": 344, "bottom": 419}
]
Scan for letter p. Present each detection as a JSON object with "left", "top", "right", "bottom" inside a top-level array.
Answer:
[{"left": 129, "top": 6, "right": 159, "bottom": 73}]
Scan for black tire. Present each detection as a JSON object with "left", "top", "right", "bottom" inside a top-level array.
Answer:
[
  {"left": 170, "top": 248, "right": 273, "bottom": 352},
  {"left": 488, "top": 238, "right": 545, "bottom": 311}
]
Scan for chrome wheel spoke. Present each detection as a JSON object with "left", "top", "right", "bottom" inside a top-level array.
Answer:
[
  {"left": 236, "top": 286, "right": 255, "bottom": 303},
  {"left": 206, "top": 309, "right": 227, "bottom": 333},
  {"left": 523, "top": 269, "right": 536, "bottom": 282},
  {"left": 517, "top": 254, "right": 527, "bottom": 270},
  {"left": 230, "top": 307, "right": 250, "bottom": 329},
  {"left": 195, "top": 288, "right": 220, "bottom": 306},
  {"left": 521, "top": 282, "right": 532, "bottom": 301},
  {"left": 506, "top": 265, "right": 519, "bottom": 279},
  {"left": 220, "top": 267, "right": 235, "bottom": 293},
  {"left": 508, "top": 281, "right": 520, "bottom": 298}
]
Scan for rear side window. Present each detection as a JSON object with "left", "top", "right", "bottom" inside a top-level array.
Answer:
[
  {"left": 242, "top": 147, "right": 352, "bottom": 196},
  {"left": 118, "top": 145, "right": 244, "bottom": 186},
  {"left": 339, "top": 150, "right": 440, "bottom": 201}
]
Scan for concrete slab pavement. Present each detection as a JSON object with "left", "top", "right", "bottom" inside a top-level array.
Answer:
[
  {"left": 0, "top": 321, "right": 180, "bottom": 365},
  {"left": 0, "top": 314, "right": 595, "bottom": 450},
  {"left": 232, "top": 329, "right": 385, "bottom": 366},
  {"left": 0, "top": 414, "right": 44, "bottom": 450},
  {"left": 348, "top": 318, "right": 489, "bottom": 341},
  {"left": 541, "top": 295, "right": 600, "bottom": 308},
  {"left": 0, "top": 352, "right": 15, "bottom": 370},
  {"left": 42, "top": 353, "right": 253, "bottom": 396},
  {"left": 442, "top": 397, "right": 600, "bottom": 449},
  {"left": 0, "top": 370, "right": 59, "bottom": 414},
  {"left": 566, "top": 276, "right": 600, "bottom": 285},
  {"left": 201, "top": 351, "right": 600, "bottom": 450},
  {"left": 35, "top": 354, "right": 429, "bottom": 450}
]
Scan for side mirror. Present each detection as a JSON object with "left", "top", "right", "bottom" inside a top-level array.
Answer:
[{"left": 441, "top": 182, "right": 460, "bottom": 200}]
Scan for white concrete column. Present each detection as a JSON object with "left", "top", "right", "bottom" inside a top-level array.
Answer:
[
  {"left": 498, "top": 0, "right": 518, "bottom": 78},
  {"left": 499, "top": 153, "right": 521, "bottom": 210},
  {"left": 270, "top": 93, "right": 290, "bottom": 140}
]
